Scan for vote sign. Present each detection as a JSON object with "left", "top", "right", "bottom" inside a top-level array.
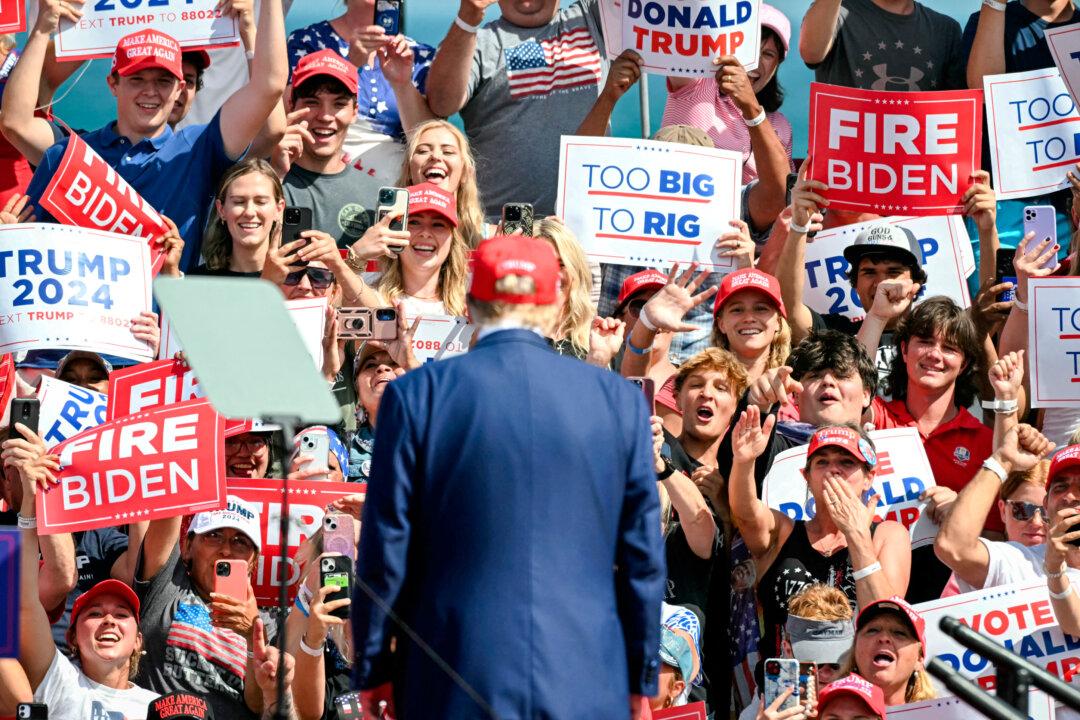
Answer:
[
  {"left": 226, "top": 478, "right": 363, "bottom": 605},
  {"left": 0, "top": 224, "right": 153, "bottom": 361},
  {"left": 801, "top": 215, "right": 974, "bottom": 321},
  {"left": 0, "top": 1, "right": 26, "bottom": 33},
  {"left": 38, "top": 376, "right": 107, "bottom": 449},
  {"left": 40, "top": 134, "right": 168, "bottom": 274},
  {"left": 760, "top": 427, "right": 939, "bottom": 547},
  {"left": 984, "top": 68, "right": 1080, "bottom": 200},
  {"left": 0, "top": 529, "right": 17, "bottom": 658},
  {"left": 807, "top": 83, "right": 983, "bottom": 215},
  {"left": 915, "top": 580, "right": 1080, "bottom": 708},
  {"left": 107, "top": 358, "right": 203, "bottom": 420},
  {"left": 556, "top": 136, "right": 741, "bottom": 269},
  {"left": 55, "top": 0, "right": 240, "bottom": 61},
  {"left": 37, "top": 398, "right": 226, "bottom": 534},
  {"left": 890, "top": 691, "right": 1054, "bottom": 720},
  {"left": 601, "top": 0, "right": 762, "bottom": 76},
  {"left": 1027, "top": 277, "right": 1080, "bottom": 408}
]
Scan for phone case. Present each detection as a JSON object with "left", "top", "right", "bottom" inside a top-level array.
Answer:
[
  {"left": 320, "top": 555, "right": 353, "bottom": 619},
  {"left": 298, "top": 430, "right": 331, "bottom": 481},
  {"left": 213, "top": 559, "right": 249, "bottom": 600},
  {"left": 764, "top": 658, "right": 800, "bottom": 711},
  {"left": 10, "top": 398, "right": 40, "bottom": 436},
  {"left": 798, "top": 662, "right": 817, "bottom": 711},
  {"left": 374, "top": 0, "right": 401, "bottom": 35},
  {"left": 377, "top": 187, "right": 409, "bottom": 234},
  {"left": 323, "top": 512, "right": 356, "bottom": 560},
  {"left": 996, "top": 248, "right": 1017, "bottom": 302},
  {"left": 1022, "top": 205, "right": 1058, "bottom": 270},
  {"left": 502, "top": 204, "right": 534, "bottom": 235},
  {"left": 627, "top": 377, "right": 656, "bottom": 410}
]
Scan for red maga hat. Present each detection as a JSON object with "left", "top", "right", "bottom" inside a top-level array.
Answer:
[
  {"left": 71, "top": 578, "right": 141, "bottom": 625},
  {"left": 1048, "top": 444, "right": 1080, "bottom": 487},
  {"left": 807, "top": 425, "right": 877, "bottom": 467},
  {"left": 713, "top": 268, "right": 787, "bottom": 318},
  {"left": 112, "top": 30, "right": 183, "bottom": 81},
  {"left": 615, "top": 270, "right": 668, "bottom": 314},
  {"left": 291, "top": 49, "right": 359, "bottom": 95},
  {"left": 408, "top": 182, "right": 458, "bottom": 227},
  {"left": 857, "top": 595, "right": 926, "bottom": 647},
  {"left": 469, "top": 235, "right": 560, "bottom": 305},
  {"left": 817, "top": 674, "right": 887, "bottom": 720}
]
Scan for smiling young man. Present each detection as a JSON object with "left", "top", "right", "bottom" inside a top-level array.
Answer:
[
  {"left": 275, "top": 49, "right": 382, "bottom": 249},
  {"left": 5, "top": 0, "right": 287, "bottom": 272}
]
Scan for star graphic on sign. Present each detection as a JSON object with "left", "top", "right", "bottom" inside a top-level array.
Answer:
[
  {"left": 895, "top": 40, "right": 905, "bottom": 49},
  {"left": 862, "top": 51, "right": 872, "bottom": 61},
  {"left": 913, "top": 46, "right": 923, "bottom": 54},
  {"left": 927, "top": 60, "right": 935, "bottom": 69},
  {"left": 878, "top": 41, "right": 887, "bottom": 50},
  {"left": 855, "top": 68, "right": 864, "bottom": 78}
]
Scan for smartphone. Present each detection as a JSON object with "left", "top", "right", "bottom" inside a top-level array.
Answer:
[
  {"left": 1022, "top": 205, "right": 1059, "bottom": 270},
  {"left": 798, "top": 662, "right": 818, "bottom": 713},
  {"left": 298, "top": 428, "right": 331, "bottom": 482},
  {"left": 336, "top": 307, "right": 398, "bottom": 341},
  {"left": 627, "top": 376, "right": 656, "bottom": 411},
  {"left": 214, "top": 559, "right": 249, "bottom": 600},
  {"left": 282, "top": 206, "right": 314, "bottom": 267},
  {"left": 11, "top": 398, "right": 40, "bottom": 440},
  {"left": 995, "top": 247, "right": 1017, "bottom": 303},
  {"left": 320, "top": 555, "right": 353, "bottom": 620},
  {"left": 377, "top": 186, "right": 409, "bottom": 241},
  {"left": 323, "top": 512, "right": 357, "bottom": 561},
  {"left": 17, "top": 705, "right": 48, "bottom": 720},
  {"left": 374, "top": 0, "right": 402, "bottom": 35},
  {"left": 785, "top": 172, "right": 798, "bottom": 205},
  {"left": 764, "top": 658, "right": 800, "bottom": 711},
  {"left": 501, "top": 203, "right": 534, "bottom": 236}
]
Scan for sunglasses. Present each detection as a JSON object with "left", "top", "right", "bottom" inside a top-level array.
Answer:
[
  {"left": 284, "top": 266, "right": 335, "bottom": 289},
  {"left": 1005, "top": 500, "right": 1048, "bottom": 522}
]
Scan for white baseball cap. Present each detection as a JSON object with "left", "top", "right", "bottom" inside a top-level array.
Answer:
[{"left": 189, "top": 495, "right": 261, "bottom": 551}]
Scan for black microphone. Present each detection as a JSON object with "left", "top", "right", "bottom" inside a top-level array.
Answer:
[
  {"left": 926, "top": 658, "right": 1028, "bottom": 720},
  {"left": 939, "top": 616, "right": 1080, "bottom": 711}
]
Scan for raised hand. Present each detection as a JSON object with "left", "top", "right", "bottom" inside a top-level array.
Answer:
[
  {"left": 715, "top": 219, "right": 756, "bottom": 269},
  {"left": 969, "top": 277, "right": 1014, "bottom": 337},
  {"left": 748, "top": 366, "right": 803, "bottom": 411},
  {"left": 587, "top": 316, "right": 625, "bottom": 368},
  {"left": 368, "top": 301, "right": 422, "bottom": 371},
  {"left": 601, "top": 50, "right": 644, "bottom": 103},
  {"left": 0, "top": 194, "right": 35, "bottom": 225},
  {"left": 822, "top": 474, "right": 878, "bottom": 539},
  {"left": 994, "top": 424, "right": 1055, "bottom": 474},
  {"left": 380, "top": 34, "right": 415, "bottom": 88},
  {"left": 639, "top": 263, "right": 718, "bottom": 333},
  {"left": 155, "top": 215, "right": 185, "bottom": 278},
  {"left": 790, "top": 158, "right": 829, "bottom": 230},
  {"left": 271, "top": 109, "right": 314, "bottom": 178},
  {"left": 988, "top": 350, "right": 1024, "bottom": 401},
  {"left": 732, "top": 406, "right": 775, "bottom": 464},
  {"left": 962, "top": 170, "right": 997, "bottom": 233},
  {"left": 867, "top": 277, "right": 920, "bottom": 323},
  {"left": 714, "top": 56, "right": 760, "bottom": 119}
]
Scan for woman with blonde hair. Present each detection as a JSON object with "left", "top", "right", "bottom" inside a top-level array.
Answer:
[
  {"left": 196, "top": 159, "right": 285, "bottom": 276},
  {"left": 397, "top": 119, "right": 487, "bottom": 248},
  {"left": 534, "top": 217, "right": 596, "bottom": 359},
  {"left": 710, "top": 265, "right": 792, "bottom": 384},
  {"left": 839, "top": 597, "right": 936, "bottom": 706}
]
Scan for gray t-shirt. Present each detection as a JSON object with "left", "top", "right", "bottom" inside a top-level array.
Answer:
[
  {"left": 133, "top": 548, "right": 276, "bottom": 720},
  {"left": 460, "top": 0, "right": 607, "bottom": 219},
  {"left": 809, "top": 0, "right": 965, "bottom": 91},
  {"left": 283, "top": 164, "right": 380, "bottom": 249}
]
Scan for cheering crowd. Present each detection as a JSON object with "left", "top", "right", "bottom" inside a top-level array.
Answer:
[{"left": 1, "top": 0, "right": 1080, "bottom": 717}]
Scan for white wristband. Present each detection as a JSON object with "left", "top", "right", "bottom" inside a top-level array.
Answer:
[
  {"left": 789, "top": 219, "right": 811, "bottom": 234},
  {"left": 454, "top": 15, "right": 480, "bottom": 33},
  {"left": 245, "top": 49, "right": 255, "bottom": 60},
  {"left": 1046, "top": 561, "right": 1068, "bottom": 578},
  {"left": 744, "top": 108, "right": 767, "bottom": 127},
  {"left": 299, "top": 636, "right": 325, "bottom": 656},
  {"left": 982, "top": 456, "right": 1009, "bottom": 483},
  {"left": 1013, "top": 297, "right": 1028, "bottom": 312},
  {"left": 16, "top": 514, "right": 36, "bottom": 529},
  {"left": 983, "top": 0, "right": 1007, "bottom": 11},
  {"left": 638, "top": 307, "right": 658, "bottom": 333},
  {"left": 981, "top": 398, "right": 1018, "bottom": 415},
  {"left": 852, "top": 561, "right": 882, "bottom": 581},
  {"left": 1050, "top": 584, "right": 1073, "bottom": 600}
]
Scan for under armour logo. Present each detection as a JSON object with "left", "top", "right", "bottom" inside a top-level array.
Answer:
[{"left": 870, "top": 63, "right": 924, "bottom": 91}]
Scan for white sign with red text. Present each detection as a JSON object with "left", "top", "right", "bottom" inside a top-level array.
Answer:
[
  {"left": 37, "top": 398, "right": 226, "bottom": 534},
  {"left": 407, "top": 315, "right": 475, "bottom": 363},
  {"left": 37, "top": 376, "right": 107, "bottom": 449},
  {"left": 801, "top": 215, "right": 973, "bottom": 321},
  {"left": 761, "top": 427, "right": 939, "bottom": 547},
  {"left": 1027, "top": 277, "right": 1080, "bottom": 408},
  {"left": 984, "top": 68, "right": 1080, "bottom": 200},
  {"left": 0, "top": 224, "right": 153, "bottom": 361},
  {"left": 55, "top": 0, "right": 239, "bottom": 61}
]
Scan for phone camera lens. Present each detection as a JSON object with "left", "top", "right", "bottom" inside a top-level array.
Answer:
[
  {"left": 217, "top": 563, "right": 229, "bottom": 576},
  {"left": 375, "top": 308, "right": 396, "bottom": 321},
  {"left": 285, "top": 209, "right": 301, "bottom": 224}
]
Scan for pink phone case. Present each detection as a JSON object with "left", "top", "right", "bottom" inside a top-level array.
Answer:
[
  {"left": 213, "top": 559, "right": 249, "bottom": 600},
  {"left": 1022, "top": 206, "right": 1059, "bottom": 270},
  {"left": 323, "top": 512, "right": 356, "bottom": 561}
]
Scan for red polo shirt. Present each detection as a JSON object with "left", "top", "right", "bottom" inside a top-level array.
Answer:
[{"left": 871, "top": 397, "right": 1000, "bottom": 533}]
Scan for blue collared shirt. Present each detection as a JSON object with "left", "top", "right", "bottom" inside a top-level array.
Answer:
[{"left": 26, "top": 111, "right": 236, "bottom": 272}]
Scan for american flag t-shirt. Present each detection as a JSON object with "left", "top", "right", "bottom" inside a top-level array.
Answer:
[
  {"left": 167, "top": 603, "right": 248, "bottom": 679},
  {"left": 504, "top": 27, "right": 602, "bottom": 100}
]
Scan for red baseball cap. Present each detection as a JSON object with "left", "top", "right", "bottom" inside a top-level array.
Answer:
[
  {"left": 291, "top": 49, "right": 359, "bottom": 95},
  {"left": 469, "top": 235, "right": 560, "bottom": 305},
  {"left": 182, "top": 49, "right": 212, "bottom": 71},
  {"left": 807, "top": 425, "right": 877, "bottom": 467},
  {"left": 713, "top": 268, "right": 787, "bottom": 318},
  {"left": 408, "top": 182, "right": 458, "bottom": 227},
  {"left": 615, "top": 270, "right": 667, "bottom": 314},
  {"left": 817, "top": 674, "right": 887, "bottom": 720},
  {"left": 857, "top": 595, "right": 926, "bottom": 648},
  {"left": 71, "top": 579, "right": 141, "bottom": 625},
  {"left": 112, "top": 30, "right": 183, "bottom": 81},
  {"left": 1048, "top": 444, "right": 1080, "bottom": 487}
]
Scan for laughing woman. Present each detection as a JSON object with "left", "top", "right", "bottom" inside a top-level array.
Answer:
[{"left": 196, "top": 159, "right": 285, "bottom": 277}]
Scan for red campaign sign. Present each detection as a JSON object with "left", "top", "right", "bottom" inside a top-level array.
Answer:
[
  {"left": 0, "top": 354, "right": 14, "bottom": 423},
  {"left": 0, "top": 2, "right": 26, "bottom": 33},
  {"left": 37, "top": 398, "right": 226, "bottom": 535},
  {"left": 807, "top": 83, "right": 983, "bottom": 215},
  {"left": 226, "top": 478, "right": 364, "bottom": 606},
  {"left": 107, "top": 359, "right": 203, "bottom": 421},
  {"left": 652, "top": 702, "right": 706, "bottom": 720},
  {"left": 39, "top": 133, "right": 168, "bottom": 273}
]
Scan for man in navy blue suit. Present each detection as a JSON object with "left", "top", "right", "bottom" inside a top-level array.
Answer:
[{"left": 352, "top": 235, "right": 666, "bottom": 719}]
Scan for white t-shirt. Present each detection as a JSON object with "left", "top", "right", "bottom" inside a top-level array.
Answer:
[
  {"left": 34, "top": 649, "right": 159, "bottom": 720},
  {"left": 960, "top": 539, "right": 1080, "bottom": 592}
]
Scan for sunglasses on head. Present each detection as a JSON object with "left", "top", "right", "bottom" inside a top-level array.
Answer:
[
  {"left": 1005, "top": 500, "right": 1048, "bottom": 522},
  {"left": 284, "top": 266, "right": 335, "bottom": 289}
]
